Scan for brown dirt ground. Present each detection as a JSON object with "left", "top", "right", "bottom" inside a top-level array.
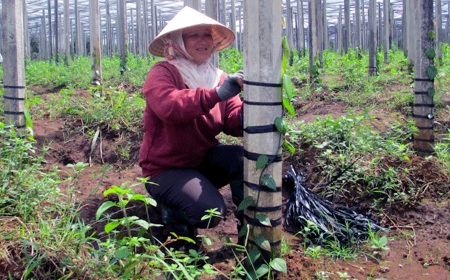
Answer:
[{"left": 16, "top": 91, "right": 450, "bottom": 279}]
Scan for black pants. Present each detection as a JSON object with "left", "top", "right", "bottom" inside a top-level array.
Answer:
[{"left": 145, "top": 144, "right": 244, "bottom": 229}]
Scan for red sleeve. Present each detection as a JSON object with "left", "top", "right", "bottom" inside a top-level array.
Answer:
[
  {"left": 214, "top": 71, "right": 243, "bottom": 137},
  {"left": 223, "top": 95, "right": 244, "bottom": 137},
  {"left": 142, "top": 61, "right": 222, "bottom": 125}
]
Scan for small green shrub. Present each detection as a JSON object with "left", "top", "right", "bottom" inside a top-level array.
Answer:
[
  {"left": 435, "top": 130, "right": 450, "bottom": 175},
  {"left": 218, "top": 48, "right": 244, "bottom": 74},
  {"left": 0, "top": 123, "right": 59, "bottom": 218},
  {"left": 287, "top": 110, "right": 419, "bottom": 209}
]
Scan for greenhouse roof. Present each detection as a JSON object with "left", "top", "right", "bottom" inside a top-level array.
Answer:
[{"left": 13, "top": 0, "right": 446, "bottom": 34}]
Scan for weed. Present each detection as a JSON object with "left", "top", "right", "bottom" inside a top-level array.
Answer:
[
  {"left": 0, "top": 123, "right": 58, "bottom": 218},
  {"left": 219, "top": 48, "right": 244, "bottom": 74},
  {"left": 286, "top": 110, "right": 421, "bottom": 209},
  {"left": 315, "top": 270, "right": 331, "bottom": 279},
  {"left": 304, "top": 245, "right": 323, "bottom": 259},
  {"left": 434, "top": 130, "right": 450, "bottom": 175},
  {"left": 93, "top": 183, "right": 221, "bottom": 279}
]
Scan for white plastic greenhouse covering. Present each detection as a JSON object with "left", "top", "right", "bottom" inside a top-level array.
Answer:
[
  {"left": 17, "top": 0, "right": 441, "bottom": 32},
  {"left": 16, "top": 0, "right": 448, "bottom": 28},
  {"left": 0, "top": 0, "right": 448, "bottom": 61}
]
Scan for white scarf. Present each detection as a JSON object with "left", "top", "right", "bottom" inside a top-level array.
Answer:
[{"left": 164, "top": 31, "right": 223, "bottom": 89}]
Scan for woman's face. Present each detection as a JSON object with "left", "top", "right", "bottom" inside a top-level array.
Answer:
[{"left": 182, "top": 26, "right": 214, "bottom": 65}]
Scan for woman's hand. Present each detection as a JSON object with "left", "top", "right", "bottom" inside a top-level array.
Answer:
[{"left": 216, "top": 71, "right": 244, "bottom": 101}]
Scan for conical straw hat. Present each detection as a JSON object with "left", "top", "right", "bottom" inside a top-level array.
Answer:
[{"left": 149, "top": 6, "right": 235, "bottom": 57}]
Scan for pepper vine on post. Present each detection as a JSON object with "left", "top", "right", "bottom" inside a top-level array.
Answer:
[
  {"left": 413, "top": 0, "right": 435, "bottom": 155},
  {"left": 242, "top": 0, "right": 283, "bottom": 261},
  {"left": 2, "top": 0, "right": 27, "bottom": 132}
]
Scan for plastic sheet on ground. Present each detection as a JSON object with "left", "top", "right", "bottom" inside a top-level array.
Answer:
[{"left": 283, "top": 165, "right": 385, "bottom": 245}]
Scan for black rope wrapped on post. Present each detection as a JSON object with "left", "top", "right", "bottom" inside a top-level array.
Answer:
[{"left": 283, "top": 165, "right": 385, "bottom": 245}]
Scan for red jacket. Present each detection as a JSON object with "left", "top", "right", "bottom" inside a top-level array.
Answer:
[{"left": 139, "top": 61, "right": 243, "bottom": 178}]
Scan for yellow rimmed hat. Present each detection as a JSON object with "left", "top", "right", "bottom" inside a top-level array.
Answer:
[{"left": 149, "top": 6, "right": 235, "bottom": 57}]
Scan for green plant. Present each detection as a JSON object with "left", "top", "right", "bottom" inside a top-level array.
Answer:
[
  {"left": 304, "top": 245, "right": 323, "bottom": 259},
  {"left": 91, "top": 183, "right": 227, "bottom": 279},
  {"left": 0, "top": 127, "right": 108, "bottom": 279},
  {"left": 285, "top": 110, "right": 425, "bottom": 211},
  {"left": 369, "top": 234, "right": 389, "bottom": 252},
  {"left": 96, "top": 183, "right": 158, "bottom": 239},
  {"left": 227, "top": 187, "right": 288, "bottom": 279},
  {"left": 322, "top": 240, "right": 357, "bottom": 261},
  {"left": 315, "top": 270, "right": 331, "bottom": 279},
  {"left": 434, "top": 130, "right": 450, "bottom": 175},
  {"left": 280, "top": 236, "right": 291, "bottom": 256},
  {"left": 0, "top": 123, "right": 59, "bottom": 218},
  {"left": 25, "top": 55, "right": 158, "bottom": 90},
  {"left": 218, "top": 48, "right": 244, "bottom": 74},
  {"left": 336, "top": 271, "right": 356, "bottom": 279},
  {"left": 198, "top": 208, "right": 222, "bottom": 248},
  {"left": 34, "top": 86, "right": 145, "bottom": 165}
]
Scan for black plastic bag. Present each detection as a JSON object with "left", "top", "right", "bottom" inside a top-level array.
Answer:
[{"left": 283, "top": 165, "right": 384, "bottom": 245}]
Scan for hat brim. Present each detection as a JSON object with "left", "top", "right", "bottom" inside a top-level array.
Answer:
[{"left": 149, "top": 7, "right": 235, "bottom": 57}]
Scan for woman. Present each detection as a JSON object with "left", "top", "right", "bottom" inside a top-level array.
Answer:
[{"left": 139, "top": 6, "right": 244, "bottom": 247}]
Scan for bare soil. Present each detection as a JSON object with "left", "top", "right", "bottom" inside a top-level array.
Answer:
[{"left": 21, "top": 89, "right": 450, "bottom": 279}]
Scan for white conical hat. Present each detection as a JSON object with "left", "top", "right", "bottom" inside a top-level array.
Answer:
[{"left": 149, "top": 6, "right": 235, "bottom": 57}]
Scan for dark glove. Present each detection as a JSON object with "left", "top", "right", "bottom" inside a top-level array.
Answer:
[{"left": 216, "top": 71, "right": 244, "bottom": 101}]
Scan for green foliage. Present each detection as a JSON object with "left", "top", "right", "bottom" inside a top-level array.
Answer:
[
  {"left": 282, "top": 74, "right": 297, "bottom": 117},
  {"left": 87, "top": 183, "right": 221, "bottom": 279},
  {"left": 434, "top": 130, "right": 450, "bottom": 175},
  {"left": 287, "top": 110, "right": 420, "bottom": 209},
  {"left": 36, "top": 87, "right": 145, "bottom": 163},
  {"left": 102, "top": 54, "right": 159, "bottom": 87},
  {"left": 282, "top": 36, "right": 290, "bottom": 76},
  {"left": 218, "top": 48, "right": 244, "bottom": 74},
  {"left": 304, "top": 245, "right": 323, "bottom": 259},
  {"left": 25, "top": 55, "right": 158, "bottom": 89},
  {"left": 425, "top": 48, "right": 436, "bottom": 60},
  {"left": 25, "top": 57, "right": 92, "bottom": 88},
  {"left": 0, "top": 123, "right": 59, "bottom": 218},
  {"left": 344, "top": 52, "right": 369, "bottom": 88},
  {"left": 286, "top": 50, "right": 310, "bottom": 88},
  {"left": 97, "top": 183, "right": 157, "bottom": 237},
  {"left": 281, "top": 37, "right": 298, "bottom": 118},
  {"left": 0, "top": 130, "right": 99, "bottom": 279},
  {"left": 200, "top": 207, "right": 223, "bottom": 243},
  {"left": 426, "top": 66, "right": 438, "bottom": 80}
]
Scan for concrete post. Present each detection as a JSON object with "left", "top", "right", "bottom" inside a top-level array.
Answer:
[
  {"left": 117, "top": 0, "right": 127, "bottom": 71},
  {"left": 243, "top": 0, "right": 283, "bottom": 260},
  {"left": 89, "top": 0, "right": 102, "bottom": 84},
  {"left": 355, "top": 0, "right": 361, "bottom": 50},
  {"left": 286, "top": 0, "right": 294, "bottom": 50},
  {"left": 413, "top": 0, "right": 435, "bottom": 155},
  {"left": 205, "top": 0, "right": 219, "bottom": 66},
  {"left": 344, "top": 0, "right": 350, "bottom": 53},
  {"left": 368, "top": 0, "right": 377, "bottom": 76},
  {"left": 64, "top": 0, "right": 70, "bottom": 64},
  {"left": 296, "top": 0, "right": 305, "bottom": 54},
  {"left": 383, "top": 0, "right": 390, "bottom": 64},
  {"left": 2, "top": 0, "right": 26, "bottom": 130},
  {"left": 436, "top": 0, "right": 443, "bottom": 64}
]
